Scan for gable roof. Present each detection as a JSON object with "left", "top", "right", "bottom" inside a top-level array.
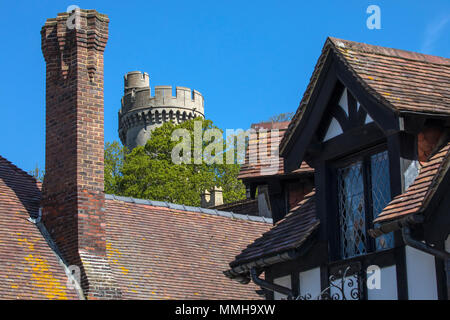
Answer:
[
  {"left": 374, "top": 141, "right": 450, "bottom": 224},
  {"left": 225, "top": 191, "right": 319, "bottom": 279},
  {"left": 281, "top": 37, "right": 450, "bottom": 154},
  {"left": 0, "top": 156, "right": 78, "bottom": 299},
  {"left": 0, "top": 154, "right": 271, "bottom": 300},
  {"left": 104, "top": 195, "right": 271, "bottom": 299},
  {"left": 238, "top": 121, "right": 313, "bottom": 180}
]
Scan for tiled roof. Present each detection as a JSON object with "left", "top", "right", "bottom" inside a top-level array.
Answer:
[
  {"left": 227, "top": 191, "right": 319, "bottom": 272},
  {"left": 374, "top": 141, "right": 450, "bottom": 223},
  {"left": 106, "top": 194, "right": 272, "bottom": 224},
  {"left": 210, "top": 198, "right": 259, "bottom": 216},
  {"left": 104, "top": 195, "right": 271, "bottom": 299},
  {"left": 0, "top": 156, "right": 78, "bottom": 299},
  {"left": 238, "top": 121, "right": 313, "bottom": 180},
  {"left": 0, "top": 154, "right": 271, "bottom": 300},
  {"left": 331, "top": 38, "right": 450, "bottom": 115},
  {"left": 281, "top": 37, "right": 450, "bottom": 153}
]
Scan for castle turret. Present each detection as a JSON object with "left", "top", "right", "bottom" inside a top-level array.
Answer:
[
  {"left": 118, "top": 71, "right": 205, "bottom": 150},
  {"left": 124, "top": 71, "right": 149, "bottom": 94}
]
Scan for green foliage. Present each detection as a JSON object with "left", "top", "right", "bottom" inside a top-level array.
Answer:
[
  {"left": 265, "top": 112, "right": 294, "bottom": 123},
  {"left": 104, "top": 118, "right": 246, "bottom": 206},
  {"left": 104, "top": 141, "right": 126, "bottom": 195},
  {"left": 28, "top": 164, "right": 45, "bottom": 182}
]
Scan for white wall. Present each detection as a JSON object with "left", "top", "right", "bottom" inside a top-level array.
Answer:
[
  {"left": 299, "top": 267, "right": 321, "bottom": 299},
  {"left": 405, "top": 245, "right": 438, "bottom": 300},
  {"left": 338, "top": 88, "right": 349, "bottom": 115},
  {"left": 367, "top": 265, "right": 398, "bottom": 300},
  {"left": 273, "top": 275, "right": 291, "bottom": 300},
  {"left": 323, "top": 117, "right": 343, "bottom": 141}
]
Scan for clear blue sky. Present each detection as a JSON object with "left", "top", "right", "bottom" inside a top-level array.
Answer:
[{"left": 1, "top": 0, "right": 449, "bottom": 173}]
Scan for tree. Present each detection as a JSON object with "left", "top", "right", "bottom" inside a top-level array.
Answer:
[
  {"left": 28, "top": 164, "right": 45, "bottom": 182},
  {"left": 264, "top": 112, "right": 294, "bottom": 123},
  {"left": 104, "top": 141, "right": 126, "bottom": 195},
  {"left": 104, "top": 118, "right": 246, "bottom": 206}
]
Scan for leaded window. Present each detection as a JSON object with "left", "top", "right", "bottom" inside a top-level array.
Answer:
[
  {"left": 337, "top": 149, "right": 393, "bottom": 259},
  {"left": 338, "top": 161, "right": 367, "bottom": 258},
  {"left": 370, "top": 151, "right": 394, "bottom": 250}
]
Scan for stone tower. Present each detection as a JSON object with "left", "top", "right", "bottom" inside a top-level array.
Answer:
[{"left": 118, "top": 71, "right": 205, "bottom": 150}]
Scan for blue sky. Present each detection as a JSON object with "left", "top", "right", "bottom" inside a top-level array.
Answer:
[{"left": 1, "top": 0, "right": 449, "bottom": 173}]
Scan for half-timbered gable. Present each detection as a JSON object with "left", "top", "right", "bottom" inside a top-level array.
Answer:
[{"left": 226, "top": 37, "right": 450, "bottom": 300}]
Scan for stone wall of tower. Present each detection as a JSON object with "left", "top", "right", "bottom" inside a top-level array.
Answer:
[{"left": 118, "top": 71, "right": 205, "bottom": 150}]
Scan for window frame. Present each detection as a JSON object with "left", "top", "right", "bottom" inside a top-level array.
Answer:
[{"left": 331, "top": 143, "right": 391, "bottom": 260}]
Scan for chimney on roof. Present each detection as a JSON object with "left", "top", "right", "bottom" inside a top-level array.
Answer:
[
  {"left": 41, "top": 8, "right": 120, "bottom": 299},
  {"left": 201, "top": 187, "right": 223, "bottom": 208}
]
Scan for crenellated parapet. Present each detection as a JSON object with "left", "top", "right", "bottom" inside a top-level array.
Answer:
[
  {"left": 118, "top": 71, "right": 205, "bottom": 150},
  {"left": 121, "top": 85, "right": 204, "bottom": 115}
]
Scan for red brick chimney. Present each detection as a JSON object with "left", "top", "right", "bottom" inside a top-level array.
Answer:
[{"left": 41, "top": 9, "right": 120, "bottom": 299}]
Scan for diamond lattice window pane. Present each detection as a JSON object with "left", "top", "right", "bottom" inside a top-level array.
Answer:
[
  {"left": 370, "top": 151, "right": 394, "bottom": 250},
  {"left": 338, "top": 161, "right": 367, "bottom": 259}
]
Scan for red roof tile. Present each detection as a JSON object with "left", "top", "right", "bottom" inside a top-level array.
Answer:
[
  {"left": 281, "top": 37, "right": 450, "bottom": 153},
  {"left": 375, "top": 142, "right": 450, "bottom": 223},
  {"left": 331, "top": 38, "right": 450, "bottom": 115},
  {"left": 0, "top": 154, "right": 271, "bottom": 299},
  {"left": 238, "top": 121, "right": 313, "bottom": 180},
  {"left": 105, "top": 197, "right": 271, "bottom": 299},
  {"left": 0, "top": 156, "right": 78, "bottom": 299},
  {"left": 227, "top": 191, "right": 319, "bottom": 271}
]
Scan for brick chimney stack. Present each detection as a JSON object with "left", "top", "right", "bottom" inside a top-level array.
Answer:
[{"left": 41, "top": 9, "right": 120, "bottom": 299}]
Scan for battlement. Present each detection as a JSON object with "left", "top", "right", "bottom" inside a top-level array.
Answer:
[
  {"left": 121, "top": 84, "right": 204, "bottom": 115},
  {"left": 124, "top": 71, "right": 149, "bottom": 94},
  {"left": 119, "top": 71, "right": 205, "bottom": 150}
]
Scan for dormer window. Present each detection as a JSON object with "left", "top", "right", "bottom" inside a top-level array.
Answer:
[{"left": 337, "top": 149, "right": 393, "bottom": 259}]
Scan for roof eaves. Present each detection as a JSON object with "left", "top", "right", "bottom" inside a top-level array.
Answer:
[
  {"left": 230, "top": 218, "right": 319, "bottom": 264},
  {"left": 226, "top": 219, "right": 320, "bottom": 279},
  {"left": 225, "top": 250, "right": 296, "bottom": 281}
]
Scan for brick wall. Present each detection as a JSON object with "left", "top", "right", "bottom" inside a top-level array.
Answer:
[
  {"left": 287, "top": 180, "right": 313, "bottom": 211},
  {"left": 417, "top": 126, "right": 444, "bottom": 163},
  {"left": 41, "top": 9, "right": 120, "bottom": 299}
]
